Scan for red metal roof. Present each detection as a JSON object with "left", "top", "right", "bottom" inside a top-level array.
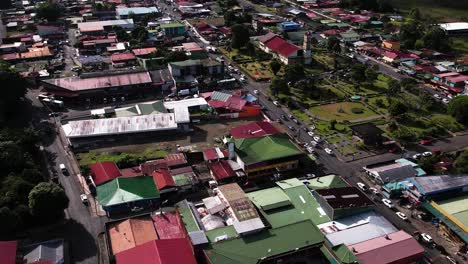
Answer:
[
  {"left": 152, "top": 168, "right": 176, "bottom": 190},
  {"left": 203, "top": 148, "right": 229, "bottom": 161},
  {"left": 445, "top": 74, "right": 468, "bottom": 83},
  {"left": 208, "top": 160, "right": 236, "bottom": 180},
  {"left": 263, "top": 35, "right": 301, "bottom": 57},
  {"left": 115, "top": 238, "right": 196, "bottom": 264},
  {"left": 89, "top": 162, "right": 122, "bottom": 185},
  {"left": 140, "top": 160, "right": 167, "bottom": 175},
  {"left": 111, "top": 53, "right": 136, "bottom": 63},
  {"left": 120, "top": 167, "right": 143, "bottom": 177},
  {"left": 164, "top": 153, "right": 187, "bottom": 167},
  {"left": 151, "top": 211, "right": 187, "bottom": 239},
  {"left": 0, "top": 241, "right": 17, "bottom": 264},
  {"left": 132, "top": 47, "right": 157, "bottom": 56},
  {"left": 229, "top": 121, "right": 281, "bottom": 139},
  {"left": 349, "top": 230, "right": 424, "bottom": 264},
  {"left": 208, "top": 96, "right": 247, "bottom": 111}
]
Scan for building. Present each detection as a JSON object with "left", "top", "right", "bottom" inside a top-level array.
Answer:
[
  {"left": 111, "top": 53, "right": 137, "bottom": 67},
  {"left": 229, "top": 121, "right": 281, "bottom": 139},
  {"left": 381, "top": 40, "right": 400, "bottom": 51},
  {"left": 78, "top": 19, "right": 134, "bottom": 35},
  {"left": 159, "top": 22, "right": 186, "bottom": 37},
  {"left": 204, "top": 91, "right": 262, "bottom": 118},
  {"left": 313, "top": 187, "right": 374, "bottom": 219},
  {"left": 303, "top": 174, "right": 350, "bottom": 190},
  {"left": 42, "top": 71, "right": 154, "bottom": 99},
  {"left": 208, "top": 160, "right": 245, "bottom": 183},
  {"left": 0, "top": 241, "right": 17, "bottom": 264},
  {"left": 168, "top": 59, "right": 223, "bottom": 93},
  {"left": 277, "top": 21, "right": 301, "bottom": 32},
  {"left": 350, "top": 123, "right": 384, "bottom": 146},
  {"left": 21, "top": 239, "right": 66, "bottom": 264},
  {"left": 96, "top": 176, "right": 160, "bottom": 216},
  {"left": 231, "top": 133, "right": 303, "bottom": 178},
  {"left": 339, "top": 31, "right": 360, "bottom": 43},
  {"left": 364, "top": 161, "right": 418, "bottom": 185},
  {"left": 258, "top": 32, "right": 311, "bottom": 65},
  {"left": 89, "top": 161, "right": 122, "bottom": 186},
  {"left": 439, "top": 22, "right": 468, "bottom": 36},
  {"left": 116, "top": 7, "right": 159, "bottom": 20},
  {"left": 404, "top": 175, "right": 468, "bottom": 205},
  {"left": 349, "top": 230, "right": 424, "bottom": 264}
]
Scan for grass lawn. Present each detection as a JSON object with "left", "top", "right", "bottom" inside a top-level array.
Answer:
[
  {"left": 327, "top": 135, "right": 342, "bottom": 144},
  {"left": 219, "top": 47, "right": 253, "bottom": 61},
  {"left": 451, "top": 37, "right": 468, "bottom": 57},
  {"left": 368, "top": 96, "right": 390, "bottom": 114},
  {"left": 309, "top": 102, "right": 380, "bottom": 121},
  {"left": 430, "top": 114, "right": 466, "bottom": 132},
  {"left": 390, "top": 0, "right": 468, "bottom": 22},
  {"left": 314, "top": 120, "right": 351, "bottom": 136},
  {"left": 313, "top": 52, "right": 334, "bottom": 68},
  {"left": 77, "top": 148, "right": 168, "bottom": 168},
  {"left": 239, "top": 61, "right": 275, "bottom": 80},
  {"left": 335, "top": 80, "right": 379, "bottom": 96},
  {"left": 292, "top": 109, "right": 311, "bottom": 121}
]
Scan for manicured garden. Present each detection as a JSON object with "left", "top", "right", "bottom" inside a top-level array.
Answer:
[{"left": 309, "top": 102, "right": 380, "bottom": 121}]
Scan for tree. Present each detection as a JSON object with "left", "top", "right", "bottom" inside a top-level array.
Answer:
[
  {"left": 387, "top": 79, "right": 401, "bottom": 96},
  {"left": 131, "top": 26, "right": 149, "bottom": 45},
  {"left": 454, "top": 151, "right": 468, "bottom": 174},
  {"left": 400, "top": 78, "right": 418, "bottom": 91},
  {"left": 327, "top": 36, "right": 341, "bottom": 54},
  {"left": 164, "top": 50, "right": 188, "bottom": 63},
  {"left": 423, "top": 26, "right": 451, "bottom": 52},
  {"left": 393, "top": 126, "right": 416, "bottom": 145},
  {"left": 28, "top": 182, "right": 69, "bottom": 221},
  {"left": 36, "top": 2, "right": 64, "bottom": 22},
  {"left": 0, "top": 60, "right": 27, "bottom": 119},
  {"left": 351, "top": 64, "right": 366, "bottom": 83},
  {"left": 284, "top": 64, "right": 305, "bottom": 82},
  {"left": 270, "top": 60, "right": 282, "bottom": 76},
  {"left": 388, "top": 100, "right": 407, "bottom": 117},
  {"left": 269, "top": 77, "right": 288, "bottom": 96},
  {"left": 448, "top": 96, "right": 468, "bottom": 125},
  {"left": 231, "top": 24, "right": 250, "bottom": 49},
  {"left": 224, "top": 11, "right": 237, "bottom": 26},
  {"left": 0, "top": 207, "right": 17, "bottom": 234},
  {"left": 399, "top": 21, "right": 424, "bottom": 49},
  {"left": 330, "top": 119, "right": 337, "bottom": 130},
  {"left": 245, "top": 41, "right": 256, "bottom": 57},
  {"left": 365, "top": 66, "right": 378, "bottom": 81},
  {"left": 113, "top": 26, "right": 130, "bottom": 41},
  {"left": 409, "top": 8, "right": 421, "bottom": 20}
]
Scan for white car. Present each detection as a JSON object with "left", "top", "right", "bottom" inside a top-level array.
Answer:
[
  {"left": 306, "top": 147, "right": 315, "bottom": 154},
  {"left": 422, "top": 151, "right": 432, "bottom": 157},
  {"left": 396, "top": 211, "right": 408, "bottom": 221},
  {"left": 310, "top": 141, "right": 318, "bottom": 147},
  {"left": 421, "top": 233, "right": 433, "bottom": 243},
  {"left": 412, "top": 153, "right": 422, "bottom": 160},
  {"left": 313, "top": 136, "right": 320, "bottom": 142},
  {"left": 308, "top": 131, "right": 314, "bottom": 137},
  {"left": 357, "top": 182, "right": 368, "bottom": 192},
  {"left": 442, "top": 98, "right": 450, "bottom": 104},
  {"left": 309, "top": 125, "right": 316, "bottom": 130},
  {"left": 324, "top": 148, "right": 333, "bottom": 155},
  {"left": 80, "top": 194, "right": 89, "bottom": 204},
  {"left": 273, "top": 101, "right": 280, "bottom": 106},
  {"left": 253, "top": 90, "right": 259, "bottom": 94},
  {"left": 433, "top": 94, "right": 441, "bottom": 99},
  {"left": 382, "top": 198, "right": 394, "bottom": 209},
  {"left": 369, "top": 187, "right": 380, "bottom": 195}
]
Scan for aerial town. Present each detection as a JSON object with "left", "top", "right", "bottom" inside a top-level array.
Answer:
[{"left": 0, "top": 0, "right": 468, "bottom": 263}]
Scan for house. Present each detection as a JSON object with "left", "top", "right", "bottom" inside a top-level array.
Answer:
[
  {"left": 403, "top": 175, "right": 468, "bottom": 205},
  {"left": 339, "top": 31, "right": 360, "bottom": 43},
  {"left": 132, "top": 47, "right": 157, "bottom": 58},
  {"left": 168, "top": 59, "right": 223, "bottom": 93},
  {"left": 258, "top": 32, "right": 312, "bottom": 65},
  {"left": 151, "top": 210, "right": 188, "bottom": 239},
  {"left": 349, "top": 230, "right": 424, "bottom": 264},
  {"left": 152, "top": 168, "right": 177, "bottom": 193},
  {"left": 204, "top": 91, "right": 261, "bottom": 118},
  {"left": 0, "top": 241, "right": 17, "bottom": 264},
  {"left": 42, "top": 71, "right": 154, "bottom": 99},
  {"left": 78, "top": 19, "right": 134, "bottom": 35},
  {"left": 203, "top": 147, "right": 229, "bottom": 161},
  {"left": 231, "top": 133, "right": 303, "bottom": 178},
  {"left": 229, "top": 121, "right": 281, "bottom": 139},
  {"left": 96, "top": 176, "right": 160, "bottom": 216},
  {"left": 21, "top": 239, "right": 66, "bottom": 264},
  {"left": 364, "top": 161, "right": 418, "bottom": 185},
  {"left": 36, "top": 25, "right": 64, "bottom": 37},
  {"left": 170, "top": 166, "right": 198, "bottom": 190},
  {"left": 116, "top": 7, "right": 159, "bottom": 20},
  {"left": 433, "top": 72, "right": 468, "bottom": 93},
  {"left": 208, "top": 160, "right": 245, "bottom": 183},
  {"left": 381, "top": 40, "right": 400, "bottom": 51},
  {"left": 350, "top": 123, "right": 384, "bottom": 146},
  {"left": 89, "top": 161, "right": 122, "bottom": 186},
  {"left": 439, "top": 22, "right": 468, "bottom": 36},
  {"left": 277, "top": 21, "right": 301, "bottom": 32},
  {"left": 149, "top": 69, "right": 174, "bottom": 91},
  {"left": 159, "top": 22, "right": 186, "bottom": 37},
  {"left": 76, "top": 55, "right": 107, "bottom": 71},
  {"left": 313, "top": 187, "right": 374, "bottom": 219},
  {"left": 111, "top": 53, "right": 137, "bottom": 67}
]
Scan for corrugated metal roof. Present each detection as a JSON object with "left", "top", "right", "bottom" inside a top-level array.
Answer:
[
  {"left": 410, "top": 175, "right": 468, "bottom": 195},
  {"left": 108, "top": 216, "right": 158, "bottom": 255},
  {"left": 63, "top": 114, "right": 178, "bottom": 138},
  {"left": 90, "top": 161, "right": 122, "bottom": 186},
  {"left": 97, "top": 176, "right": 159, "bottom": 207},
  {"left": 0, "top": 241, "right": 17, "bottom": 264}
]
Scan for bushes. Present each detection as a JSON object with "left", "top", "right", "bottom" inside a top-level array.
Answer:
[
  {"left": 77, "top": 149, "right": 168, "bottom": 170},
  {"left": 351, "top": 107, "right": 364, "bottom": 114}
]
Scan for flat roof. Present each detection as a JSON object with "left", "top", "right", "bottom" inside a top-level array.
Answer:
[
  {"left": 62, "top": 113, "right": 178, "bottom": 138},
  {"left": 436, "top": 194, "right": 468, "bottom": 230},
  {"left": 43, "top": 71, "right": 152, "bottom": 92},
  {"left": 316, "top": 187, "right": 373, "bottom": 209},
  {"left": 78, "top": 19, "right": 134, "bottom": 31},
  {"left": 410, "top": 175, "right": 468, "bottom": 195},
  {"left": 247, "top": 187, "right": 292, "bottom": 211},
  {"left": 116, "top": 7, "right": 159, "bottom": 16},
  {"left": 439, "top": 22, "right": 468, "bottom": 31}
]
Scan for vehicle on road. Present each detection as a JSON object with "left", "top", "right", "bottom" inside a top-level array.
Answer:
[
  {"left": 308, "top": 131, "right": 314, "bottom": 137},
  {"left": 306, "top": 147, "right": 315, "bottom": 154},
  {"left": 442, "top": 98, "right": 450, "bottom": 104},
  {"left": 71, "top": 66, "right": 81, "bottom": 72},
  {"left": 310, "top": 141, "right": 318, "bottom": 147},
  {"left": 281, "top": 115, "right": 287, "bottom": 120},
  {"left": 369, "top": 187, "right": 380, "bottom": 195},
  {"left": 357, "top": 182, "right": 368, "bottom": 192},
  {"left": 305, "top": 173, "right": 316, "bottom": 179},
  {"left": 292, "top": 118, "right": 299, "bottom": 124},
  {"left": 288, "top": 126, "right": 295, "bottom": 131},
  {"left": 433, "top": 94, "right": 441, "bottom": 99},
  {"left": 419, "top": 139, "right": 433, "bottom": 145},
  {"left": 253, "top": 90, "right": 259, "bottom": 95},
  {"left": 49, "top": 112, "right": 59, "bottom": 117},
  {"left": 422, "top": 151, "right": 432, "bottom": 157},
  {"left": 239, "top": 77, "right": 247, "bottom": 83},
  {"left": 273, "top": 101, "right": 280, "bottom": 106},
  {"left": 421, "top": 233, "right": 433, "bottom": 243},
  {"left": 313, "top": 136, "right": 320, "bottom": 142},
  {"left": 59, "top": 164, "right": 68, "bottom": 174},
  {"left": 396, "top": 211, "right": 408, "bottom": 221},
  {"left": 309, "top": 125, "right": 316, "bottom": 130},
  {"left": 412, "top": 153, "right": 422, "bottom": 160},
  {"left": 324, "top": 148, "right": 333, "bottom": 155},
  {"left": 80, "top": 194, "right": 89, "bottom": 205},
  {"left": 382, "top": 198, "right": 394, "bottom": 208}
]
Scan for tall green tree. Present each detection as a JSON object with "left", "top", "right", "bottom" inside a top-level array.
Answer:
[
  {"left": 388, "top": 100, "right": 407, "bottom": 118},
  {"left": 327, "top": 36, "right": 341, "bottom": 54},
  {"left": 454, "top": 151, "right": 468, "bottom": 174},
  {"left": 36, "top": 1, "right": 64, "bottom": 22},
  {"left": 230, "top": 24, "right": 250, "bottom": 49},
  {"left": 0, "top": 60, "right": 27, "bottom": 119},
  {"left": 448, "top": 96, "right": 468, "bottom": 125},
  {"left": 387, "top": 79, "right": 401, "bottom": 96},
  {"left": 270, "top": 60, "right": 282, "bottom": 76},
  {"left": 28, "top": 182, "right": 69, "bottom": 221},
  {"left": 284, "top": 64, "right": 305, "bottom": 82},
  {"left": 351, "top": 64, "right": 366, "bottom": 83}
]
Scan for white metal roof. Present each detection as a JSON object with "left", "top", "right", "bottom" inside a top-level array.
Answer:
[
  {"left": 116, "top": 7, "right": 159, "bottom": 16},
  {"left": 439, "top": 22, "right": 468, "bottom": 31},
  {"left": 164, "top": 98, "right": 208, "bottom": 123},
  {"left": 78, "top": 19, "right": 134, "bottom": 31},
  {"left": 62, "top": 113, "right": 178, "bottom": 138}
]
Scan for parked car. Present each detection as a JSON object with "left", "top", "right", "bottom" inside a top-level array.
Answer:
[
  {"left": 369, "top": 187, "right": 380, "bottom": 195},
  {"left": 421, "top": 233, "right": 433, "bottom": 243},
  {"left": 396, "top": 211, "right": 408, "bottom": 221},
  {"left": 308, "top": 131, "right": 314, "bottom": 137},
  {"left": 433, "top": 94, "right": 441, "bottom": 99},
  {"left": 273, "top": 101, "right": 280, "bottom": 106},
  {"left": 49, "top": 112, "right": 59, "bottom": 117},
  {"left": 253, "top": 90, "right": 259, "bottom": 94},
  {"left": 71, "top": 66, "right": 81, "bottom": 72},
  {"left": 412, "top": 153, "right": 422, "bottom": 160},
  {"left": 288, "top": 126, "right": 295, "bottom": 131},
  {"left": 382, "top": 198, "right": 394, "bottom": 209},
  {"left": 281, "top": 115, "right": 288, "bottom": 120},
  {"left": 324, "top": 148, "right": 333, "bottom": 155},
  {"left": 419, "top": 139, "right": 433, "bottom": 145},
  {"left": 305, "top": 173, "right": 316, "bottom": 179},
  {"left": 310, "top": 141, "right": 318, "bottom": 147},
  {"left": 80, "top": 194, "right": 89, "bottom": 205},
  {"left": 313, "top": 136, "right": 320, "bottom": 142},
  {"left": 59, "top": 163, "right": 68, "bottom": 175},
  {"left": 292, "top": 118, "right": 299, "bottom": 124},
  {"left": 306, "top": 147, "right": 315, "bottom": 154},
  {"left": 357, "top": 182, "right": 368, "bottom": 192},
  {"left": 422, "top": 151, "right": 432, "bottom": 157},
  {"left": 309, "top": 125, "right": 316, "bottom": 130},
  {"left": 442, "top": 98, "right": 450, "bottom": 104}
]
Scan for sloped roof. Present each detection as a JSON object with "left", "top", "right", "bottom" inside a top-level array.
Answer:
[
  {"left": 97, "top": 176, "right": 159, "bottom": 207},
  {"left": 108, "top": 216, "right": 159, "bottom": 255},
  {"left": 410, "top": 175, "right": 468, "bottom": 195},
  {"left": 350, "top": 230, "right": 424, "bottom": 264},
  {"left": 115, "top": 238, "right": 196, "bottom": 264},
  {"left": 203, "top": 147, "right": 229, "bottom": 161},
  {"left": 0, "top": 241, "right": 17, "bottom": 264},
  {"left": 152, "top": 168, "right": 176, "bottom": 190},
  {"left": 229, "top": 121, "right": 280, "bottom": 139},
  {"left": 234, "top": 134, "right": 302, "bottom": 165},
  {"left": 152, "top": 211, "right": 187, "bottom": 239},
  {"left": 22, "top": 239, "right": 64, "bottom": 264},
  {"left": 263, "top": 35, "right": 301, "bottom": 57},
  {"left": 90, "top": 161, "right": 122, "bottom": 186},
  {"left": 208, "top": 160, "right": 236, "bottom": 180}
]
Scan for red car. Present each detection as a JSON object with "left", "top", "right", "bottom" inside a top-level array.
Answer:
[{"left": 419, "top": 139, "right": 433, "bottom": 145}]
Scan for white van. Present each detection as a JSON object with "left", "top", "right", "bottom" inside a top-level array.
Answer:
[{"left": 59, "top": 164, "right": 67, "bottom": 174}]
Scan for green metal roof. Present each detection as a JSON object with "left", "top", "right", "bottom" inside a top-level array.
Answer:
[
  {"left": 333, "top": 244, "right": 360, "bottom": 264},
  {"left": 204, "top": 220, "right": 324, "bottom": 264},
  {"left": 305, "top": 175, "right": 349, "bottom": 190},
  {"left": 205, "top": 225, "right": 238, "bottom": 243},
  {"left": 176, "top": 200, "right": 200, "bottom": 232},
  {"left": 159, "top": 22, "right": 185, "bottom": 28},
  {"left": 96, "top": 176, "right": 159, "bottom": 207},
  {"left": 424, "top": 201, "right": 468, "bottom": 243},
  {"left": 276, "top": 178, "right": 304, "bottom": 189},
  {"left": 172, "top": 174, "right": 191, "bottom": 186},
  {"left": 247, "top": 187, "right": 292, "bottom": 211},
  {"left": 234, "top": 134, "right": 303, "bottom": 165}
]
